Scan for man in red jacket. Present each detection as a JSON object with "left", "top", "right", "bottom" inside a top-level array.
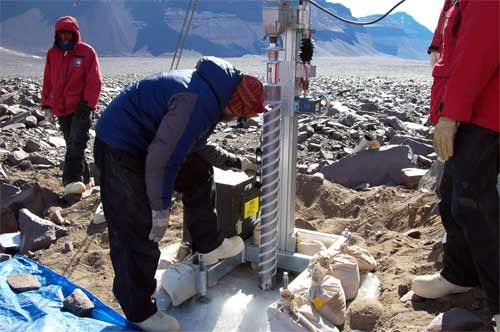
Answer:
[
  {"left": 41, "top": 16, "right": 102, "bottom": 195},
  {"left": 412, "top": 1, "right": 499, "bottom": 327}
]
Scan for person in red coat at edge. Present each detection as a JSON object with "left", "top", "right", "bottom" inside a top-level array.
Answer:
[
  {"left": 41, "top": 16, "right": 102, "bottom": 196},
  {"left": 411, "top": 1, "right": 499, "bottom": 329},
  {"left": 427, "top": 0, "right": 452, "bottom": 67}
]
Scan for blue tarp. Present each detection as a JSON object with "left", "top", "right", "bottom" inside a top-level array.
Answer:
[{"left": 0, "top": 255, "right": 138, "bottom": 331}]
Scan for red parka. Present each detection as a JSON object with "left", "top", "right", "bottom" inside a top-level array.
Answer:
[
  {"left": 429, "top": 0, "right": 499, "bottom": 132},
  {"left": 41, "top": 16, "right": 102, "bottom": 117},
  {"left": 427, "top": 0, "right": 452, "bottom": 54}
]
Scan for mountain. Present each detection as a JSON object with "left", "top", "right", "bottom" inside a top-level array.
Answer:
[
  {"left": 0, "top": 0, "right": 432, "bottom": 59},
  {"left": 360, "top": 12, "right": 434, "bottom": 59}
]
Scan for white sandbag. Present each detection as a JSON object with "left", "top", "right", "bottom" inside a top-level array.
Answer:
[
  {"left": 307, "top": 264, "right": 346, "bottom": 326},
  {"left": 267, "top": 300, "right": 339, "bottom": 332},
  {"left": 160, "top": 263, "right": 197, "bottom": 306},
  {"left": 330, "top": 253, "right": 360, "bottom": 300},
  {"left": 297, "top": 239, "right": 327, "bottom": 256},
  {"left": 340, "top": 244, "right": 377, "bottom": 272}
]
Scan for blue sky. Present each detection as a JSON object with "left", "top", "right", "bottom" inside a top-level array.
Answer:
[{"left": 329, "top": 0, "right": 444, "bottom": 32}]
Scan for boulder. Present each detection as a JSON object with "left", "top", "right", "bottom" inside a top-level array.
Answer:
[
  {"left": 1, "top": 182, "right": 61, "bottom": 217},
  {"left": 18, "top": 208, "right": 67, "bottom": 253},
  {"left": 24, "top": 139, "right": 41, "bottom": 153},
  {"left": 390, "top": 135, "right": 434, "bottom": 156},
  {"left": 383, "top": 116, "right": 408, "bottom": 131},
  {"left": 63, "top": 289, "right": 95, "bottom": 317},
  {"left": 7, "top": 150, "right": 29, "bottom": 166},
  {"left": 23, "top": 115, "right": 38, "bottom": 128},
  {"left": 320, "top": 145, "right": 418, "bottom": 189},
  {"left": 1, "top": 183, "right": 20, "bottom": 202},
  {"left": 29, "top": 154, "right": 55, "bottom": 167},
  {"left": 7, "top": 273, "right": 41, "bottom": 292},
  {"left": 48, "top": 136, "right": 66, "bottom": 147}
]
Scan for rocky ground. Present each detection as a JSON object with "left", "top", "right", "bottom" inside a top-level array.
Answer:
[{"left": 0, "top": 57, "right": 495, "bottom": 332}]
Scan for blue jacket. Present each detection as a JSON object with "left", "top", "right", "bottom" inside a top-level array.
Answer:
[{"left": 96, "top": 57, "right": 242, "bottom": 210}]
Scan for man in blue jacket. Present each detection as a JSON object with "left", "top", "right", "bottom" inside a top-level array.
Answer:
[{"left": 94, "top": 57, "right": 264, "bottom": 331}]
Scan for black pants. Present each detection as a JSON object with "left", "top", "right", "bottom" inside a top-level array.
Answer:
[
  {"left": 58, "top": 109, "right": 91, "bottom": 186},
  {"left": 94, "top": 138, "right": 223, "bottom": 322},
  {"left": 439, "top": 124, "right": 499, "bottom": 314}
]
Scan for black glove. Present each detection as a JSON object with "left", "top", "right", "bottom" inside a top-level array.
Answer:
[{"left": 76, "top": 102, "right": 92, "bottom": 114}]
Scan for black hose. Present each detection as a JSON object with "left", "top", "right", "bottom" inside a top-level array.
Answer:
[{"left": 309, "top": 0, "right": 407, "bottom": 26}]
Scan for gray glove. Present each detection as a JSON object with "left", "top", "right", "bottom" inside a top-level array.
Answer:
[
  {"left": 42, "top": 107, "right": 54, "bottom": 124},
  {"left": 149, "top": 209, "right": 170, "bottom": 242}
]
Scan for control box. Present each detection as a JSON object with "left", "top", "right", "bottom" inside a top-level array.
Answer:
[{"left": 214, "top": 168, "right": 260, "bottom": 240}]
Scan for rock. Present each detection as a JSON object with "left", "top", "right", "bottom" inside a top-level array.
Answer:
[
  {"left": 417, "top": 155, "right": 433, "bottom": 169},
  {"left": 320, "top": 145, "right": 418, "bottom": 189},
  {"left": 1, "top": 183, "right": 20, "bottom": 202},
  {"left": 0, "top": 92, "right": 18, "bottom": 106},
  {"left": 23, "top": 115, "right": 38, "bottom": 128},
  {"left": 425, "top": 308, "right": 484, "bottom": 332},
  {"left": 297, "top": 131, "right": 309, "bottom": 144},
  {"left": 63, "top": 288, "right": 95, "bottom": 317},
  {"left": 62, "top": 241, "right": 74, "bottom": 253},
  {"left": 401, "top": 168, "right": 428, "bottom": 189},
  {"left": 347, "top": 298, "right": 384, "bottom": 331},
  {"left": 48, "top": 136, "right": 66, "bottom": 147},
  {"left": 0, "top": 104, "right": 8, "bottom": 116},
  {"left": 7, "top": 273, "right": 41, "bottom": 292},
  {"left": 310, "top": 172, "right": 324, "bottom": 184},
  {"left": 360, "top": 102, "right": 378, "bottom": 113},
  {"left": 24, "top": 139, "right": 41, "bottom": 153},
  {"left": 38, "top": 120, "right": 51, "bottom": 128},
  {"left": 383, "top": 116, "right": 407, "bottom": 131},
  {"left": 307, "top": 163, "right": 321, "bottom": 174},
  {"left": 29, "top": 154, "right": 55, "bottom": 167},
  {"left": 18, "top": 208, "right": 67, "bottom": 253},
  {"left": 0, "top": 208, "right": 19, "bottom": 233},
  {"left": 398, "top": 283, "right": 410, "bottom": 297},
  {"left": 0, "top": 253, "right": 12, "bottom": 262},
  {"left": 405, "top": 229, "right": 422, "bottom": 239},
  {"left": 47, "top": 207, "right": 66, "bottom": 226},
  {"left": 7, "top": 150, "right": 29, "bottom": 166},
  {"left": 1, "top": 123, "right": 26, "bottom": 131},
  {"left": 308, "top": 142, "right": 322, "bottom": 152},
  {"left": 2, "top": 182, "right": 61, "bottom": 217},
  {"left": 390, "top": 135, "right": 434, "bottom": 156},
  {"left": 17, "top": 159, "right": 32, "bottom": 170}
]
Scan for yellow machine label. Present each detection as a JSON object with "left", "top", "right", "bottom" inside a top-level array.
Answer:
[
  {"left": 312, "top": 296, "right": 325, "bottom": 310},
  {"left": 244, "top": 197, "right": 260, "bottom": 219}
]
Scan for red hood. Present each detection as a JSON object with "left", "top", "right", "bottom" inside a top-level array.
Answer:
[{"left": 54, "top": 16, "right": 81, "bottom": 43}]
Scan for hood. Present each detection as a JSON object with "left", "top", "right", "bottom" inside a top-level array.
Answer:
[
  {"left": 54, "top": 16, "right": 81, "bottom": 43},
  {"left": 195, "top": 56, "right": 242, "bottom": 111}
]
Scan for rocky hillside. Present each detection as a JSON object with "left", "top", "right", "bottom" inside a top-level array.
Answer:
[{"left": 0, "top": 0, "right": 432, "bottom": 59}]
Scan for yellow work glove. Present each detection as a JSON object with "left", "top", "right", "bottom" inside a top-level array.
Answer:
[
  {"left": 433, "top": 116, "right": 458, "bottom": 161},
  {"left": 430, "top": 51, "right": 440, "bottom": 67}
]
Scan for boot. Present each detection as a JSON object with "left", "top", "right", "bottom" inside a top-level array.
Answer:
[
  {"left": 64, "top": 182, "right": 86, "bottom": 195},
  {"left": 201, "top": 236, "right": 244, "bottom": 266},
  {"left": 136, "top": 311, "right": 180, "bottom": 332},
  {"left": 412, "top": 273, "right": 472, "bottom": 299}
]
